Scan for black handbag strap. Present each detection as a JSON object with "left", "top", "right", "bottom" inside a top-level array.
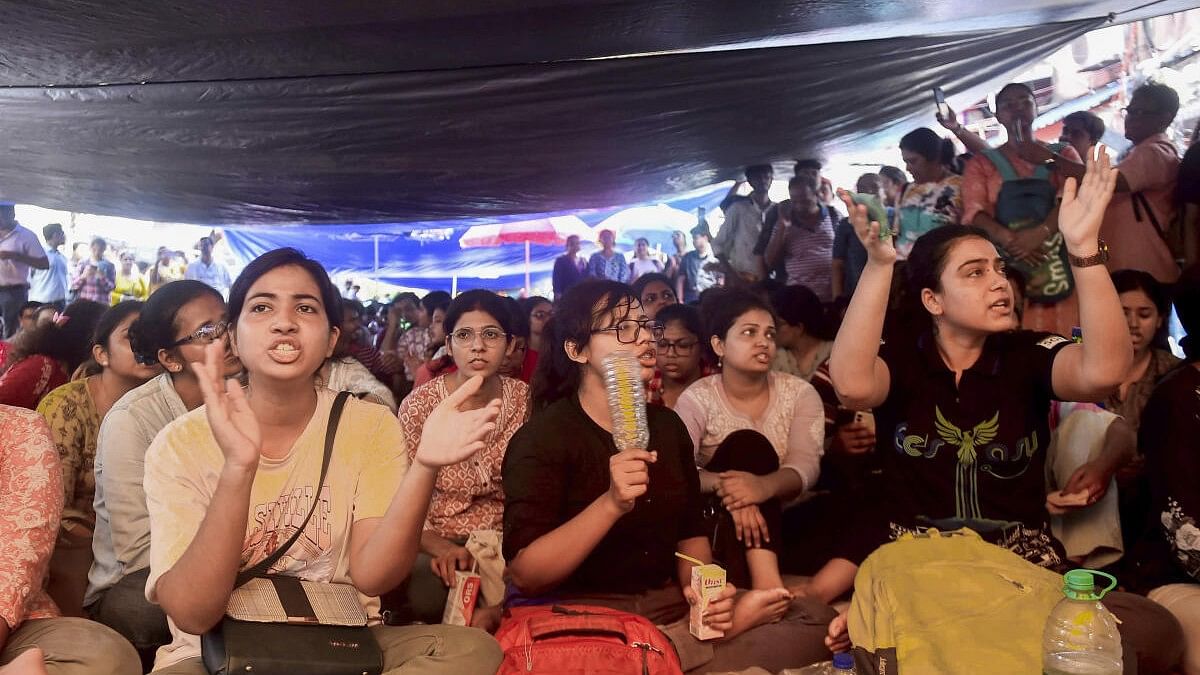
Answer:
[{"left": 234, "top": 390, "right": 351, "bottom": 587}]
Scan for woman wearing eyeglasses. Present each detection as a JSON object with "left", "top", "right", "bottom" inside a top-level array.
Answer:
[
  {"left": 504, "top": 280, "right": 833, "bottom": 673},
  {"left": 673, "top": 289, "right": 824, "bottom": 596},
  {"left": 86, "top": 280, "right": 240, "bottom": 671},
  {"left": 647, "top": 303, "right": 711, "bottom": 408},
  {"left": 394, "top": 290, "right": 530, "bottom": 627}
]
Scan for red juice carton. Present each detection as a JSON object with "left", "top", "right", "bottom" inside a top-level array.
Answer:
[
  {"left": 689, "top": 563, "right": 726, "bottom": 640},
  {"left": 441, "top": 570, "right": 481, "bottom": 626}
]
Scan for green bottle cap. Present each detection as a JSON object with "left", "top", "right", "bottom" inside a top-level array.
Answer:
[{"left": 1063, "top": 569, "right": 1118, "bottom": 600}]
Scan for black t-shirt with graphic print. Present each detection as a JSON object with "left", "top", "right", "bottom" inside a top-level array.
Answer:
[{"left": 845, "top": 329, "right": 1072, "bottom": 568}]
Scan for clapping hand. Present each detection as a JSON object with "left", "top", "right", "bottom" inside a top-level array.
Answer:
[
  {"left": 838, "top": 188, "right": 895, "bottom": 264},
  {"left": 1058, "top": 146, "right": 1117, "bottom": 253},
  {"left": 414, "top": 375, "right": 501, "bottom": 469},
  {"left": 193, "top": 340, "right": 261, "bottom": 472}
]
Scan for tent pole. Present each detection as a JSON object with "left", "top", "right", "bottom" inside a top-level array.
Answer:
[{"left": 524, "top": 240, "right": 531, "bottom": 297}]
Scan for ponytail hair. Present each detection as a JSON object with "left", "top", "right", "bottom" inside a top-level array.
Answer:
[{"left": 900, "top": 127, "right": 955, "bottom": 166}]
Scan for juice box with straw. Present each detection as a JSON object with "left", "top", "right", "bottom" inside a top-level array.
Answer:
[{"left": 677, "top": 552, "right": 726, "bottom": 640}]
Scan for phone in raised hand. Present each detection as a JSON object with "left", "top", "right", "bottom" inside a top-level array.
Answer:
[{"left": 933, "top": 87, "right": 950, "bottom": 119}]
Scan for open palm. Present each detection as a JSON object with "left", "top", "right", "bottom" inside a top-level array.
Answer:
[
  {"left": 415, "top": 375, "right": 501, "bottom": 468},
  {"left": 193, "top": 340, "right": 261, "bottom": 470},
  {"left": 1058, "top": 146, "right": 1117, "bottom": 251}
]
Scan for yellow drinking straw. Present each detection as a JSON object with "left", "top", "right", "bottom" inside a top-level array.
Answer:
[{"left": 674, "top": 551, "right": 705, "bottom": 566}]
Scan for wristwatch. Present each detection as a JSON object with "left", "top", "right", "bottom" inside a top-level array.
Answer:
[{"left": 1067, "top": 239, "right": 1109, "bottom": 268}]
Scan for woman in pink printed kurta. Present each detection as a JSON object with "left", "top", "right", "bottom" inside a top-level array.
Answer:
[
  {"left": 392, "top": 290, "right": 530, "bottom": 626},
  {"left": 0, "top": 404, "right": 141, "bottom": 674}
]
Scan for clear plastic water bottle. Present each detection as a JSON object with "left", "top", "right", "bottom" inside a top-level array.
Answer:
[{"left": 1042, "top": 569, "right": 1123, "bottom": 675}]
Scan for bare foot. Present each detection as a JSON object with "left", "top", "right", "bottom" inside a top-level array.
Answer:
[
  {"left": 470, "top": 605, "right": 502, "bottom": 634},
  {"left": 725, "top": 588, "right": 792, "bottom": 639},
  {"left": 0, "top": 647, "right": 49, "bottom": 675}
]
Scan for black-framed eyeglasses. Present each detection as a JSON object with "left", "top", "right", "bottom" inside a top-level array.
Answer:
[
  {"left": 171, "top": 321, "right": 229, "bottom": 347},
  {"left": 449, "top": 327, "right": 508, "bottom": 347},
  {"left": 656, "top": 337, "right": 697, "bottom": 356},
  {"left": 592, "top": 319, "right": 664, "bottom": 344}
]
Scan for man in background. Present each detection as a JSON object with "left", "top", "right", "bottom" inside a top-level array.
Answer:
[
  {"left": 0, "top": 204, "right": 49, "bottom": 338},
  {"left": 28, "top": 222, "right": 68, "bottom": 311},
  {"left": 184, "top": 236, "right": 232, "bottom": 296}
]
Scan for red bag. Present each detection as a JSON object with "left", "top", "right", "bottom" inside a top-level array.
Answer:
[{"left": 495, "top": 604, "right": 683, "bottom": 675}]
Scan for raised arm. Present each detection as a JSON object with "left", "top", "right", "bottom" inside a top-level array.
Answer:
[
  {"left": 828, "top": 190, "right": 894, "bottom": 410},
  {"left": 1050, "top": 148, "right": 1132, "bottom": 400}
]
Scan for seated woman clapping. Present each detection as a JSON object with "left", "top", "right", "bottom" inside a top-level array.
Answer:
[{"left": 142, "top": 249, "right": 502, "bottom": 674}]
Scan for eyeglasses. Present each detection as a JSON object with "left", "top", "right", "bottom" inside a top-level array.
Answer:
[
  {"left": 531, "top": 310, "right": 554, "bottom": 321},
  {"left": 171, "top": 321, "right": 229, "bottom": 347},
  {"left": 592, "top": 319, "right": 664, "bottom": 344},
  {"left": 642, "top": 289, "right": 676, "bottom": 305},
  {"left": 449, "top": 327, "right": 508, "bottom": 347},
  {"left": 656, "top": 338, "right": 697, "bottom": 356}
]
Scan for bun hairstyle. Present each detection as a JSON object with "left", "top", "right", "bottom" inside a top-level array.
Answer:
[
  {"left": 900, "top": 127, "right": 955, "bottom": 166},
  {"left": 129, "top": 280, "right": 224, "bottom": 366},
  {"left": 530, "top": 280, "right": 638, "bottom": 410}
]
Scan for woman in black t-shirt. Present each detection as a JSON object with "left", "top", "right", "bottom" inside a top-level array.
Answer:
[
  {"left": 503, "top": 279, "right": 835, "bottom": 673},
  {"left": 818, "top": 151, "right": 1184, "bottom": 671}
]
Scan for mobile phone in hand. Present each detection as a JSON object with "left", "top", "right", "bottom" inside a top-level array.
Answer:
[{"left": 933, "top": 87, "right": 950, "bottom": 119}]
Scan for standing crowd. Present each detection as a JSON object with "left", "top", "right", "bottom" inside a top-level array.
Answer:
[{"left": 0, "top": 79, "right": 1199, "bottom": 675}]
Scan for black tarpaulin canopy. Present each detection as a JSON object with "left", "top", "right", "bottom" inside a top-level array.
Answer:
[{"left": 0, "top": 0, "right": 1196, "bottom": 226}]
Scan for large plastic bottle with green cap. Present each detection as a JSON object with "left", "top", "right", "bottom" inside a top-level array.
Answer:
[{"left": 1042, "top": 569, "right": 1123, "bottom": 674}]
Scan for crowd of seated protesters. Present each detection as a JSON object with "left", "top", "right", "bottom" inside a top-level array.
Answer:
[{"left": 4, "top": 78, "right": 1200, "bottom": 675}]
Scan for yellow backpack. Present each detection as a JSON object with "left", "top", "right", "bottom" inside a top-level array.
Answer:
[{"left": 847, "top": 529, "right": 1064, "bottom": 674}]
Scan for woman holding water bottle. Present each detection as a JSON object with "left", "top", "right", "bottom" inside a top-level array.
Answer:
[
  {"left": 503, "top": 279, "right": 836, "bottom": 673},
  {"left": 818, "top": 150, "right": 1183, "bottom": 671}
]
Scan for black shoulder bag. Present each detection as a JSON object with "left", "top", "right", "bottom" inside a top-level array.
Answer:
[{"left": 201, "top": 391, "right": 384, "bottom": 675}]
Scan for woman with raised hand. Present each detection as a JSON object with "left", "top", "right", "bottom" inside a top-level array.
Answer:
[
  {"left": 504, "top": 279, "right": 834, "bottom": 674},
  {"left": 142, "top": 249, "right": 502, "bottom": 674},
  {"left": 820, "top": 150, "right": 1184, "bottom": 672},
  {"left": 396, "top": 289, "right": 529, "bottom": 628},
  {"left": 37, "top": 301, "right": 159, "bottom": 617}
]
